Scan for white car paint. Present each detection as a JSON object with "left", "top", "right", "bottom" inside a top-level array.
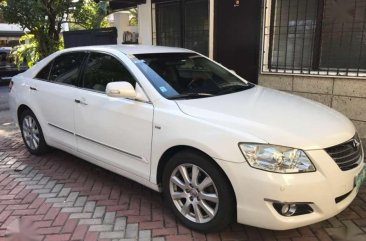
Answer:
[
  {"left": 176, "top": 86, "right": 355, "bottom": 150},
  {"left": 9, "top": 45, "right": 364, "bottom": 230}
]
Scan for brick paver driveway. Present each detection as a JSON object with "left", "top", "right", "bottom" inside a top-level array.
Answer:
[{"left": 0, "top": 108, "right": 365, "bottom": 240}]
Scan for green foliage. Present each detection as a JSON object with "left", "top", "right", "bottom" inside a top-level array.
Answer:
[
  {"left": 0, "top": 0, "right": 110, "bottom": 66},
  {"left": 10, "top": 34, "right": 64, "bottom": 68},
  {"left": 0, "top": 0, "right": 76, "bottom": 58},
  {"left": 129, "top": 8, "right": 138, "bottom": 26},
  {"left": 10, "top": 34, "right": 38, "bottom": 68},
  {"left": 71, "top": 0, "right": 109, "bottom": 30}
]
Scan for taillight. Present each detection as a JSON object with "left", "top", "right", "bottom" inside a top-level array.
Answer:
[{"left": 9, "top": 80, "right": 13, "bottom": 92}]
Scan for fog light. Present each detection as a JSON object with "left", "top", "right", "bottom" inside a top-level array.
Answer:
[
  {"left": 281, "top": 203, "right": 297, "bottom": 216},
  {"left": 272, "top": 202, "right": 313, "bottom": 217}
]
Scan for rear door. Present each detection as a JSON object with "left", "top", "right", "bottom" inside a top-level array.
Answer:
[
  {"left": 30, "top": 52, "right": 86, "bottom": 150},
  {"left": 74, "top": 51, "right": 154, "bottom": 180}
]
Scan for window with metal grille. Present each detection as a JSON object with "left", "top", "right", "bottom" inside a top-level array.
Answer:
[
  {"left": 156, "top": 0, "right": 209, "bottom": 56},
  {"left": 263, "top": 0, "right": 366, "bottom": 77},
  {"left": 156, "top": 1, "right": 181, "bottom": 48}
]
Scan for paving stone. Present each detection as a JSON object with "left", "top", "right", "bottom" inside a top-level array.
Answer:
[
  {"left": 139, "top": 230, "right": 152, "bottom": 241},
  {"left": 38, "top": 193, "right": 57, "bottom": 198},
  {"left": 66, "top": 192, "right": 79, "bottom": 202},
  {"left": 44, "top": 180, "right": 57, "bottom": 189},
  {"left": 125, "top": 223, "right": 139, "bottom": 238},
  {"left": 89, "top": 224, "right": 114, "bottom": 232},
  {"left": 61, "top": 207, "right": 83, "bottom": 213},
  {"left": 78, "top": 218, "right": 102, "bottom": 225},
  {"left": 152, "top": 238, "right": 166, "bottom": 241},
  {"left": 104, "top": 211, "right": 116, "bottom": 224},
  {"left": 69, "top": 213, "right": 93, "bottom": 219},
  {"left": 45, "top": 198, "right": 66, "bottom": 203},
  {"left": 114, "top": 217, "right": 127, "bottom": 231},
  {"left": 51, "top": 184, "right": 64, "bottom": 193},
  {"left": 93, "top": 206, "right": 106, "bottom": 218},
  {"left": 0, "top": 132, "right": 365, "bottom": 241},
  {"left": 38, "top": 177, "right": 50, "bottom": 185},
  {"left": 52, "top": 202, "right": 75, "bottom": 208},
  {"left": 74, "top": 196, "right": 87, "bottom": 207},
  {"left": 84, "top": 201, "right": 96, "bottom": 213},
  {"left": 58, "top": 188, "right": 71, "bottom": 197},
  {"left": 99, "top": 231, "right": 125, "bottom": 239}
]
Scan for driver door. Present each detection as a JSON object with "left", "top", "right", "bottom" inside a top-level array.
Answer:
[{"left": 74, "top": 52, "right": 154, "bottom": 180}]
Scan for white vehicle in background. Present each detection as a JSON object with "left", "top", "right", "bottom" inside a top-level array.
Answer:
[{"left": 8, "top": 45, "right": 365, "bottom": 232}]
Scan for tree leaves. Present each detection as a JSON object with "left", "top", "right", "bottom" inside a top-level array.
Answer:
[
  {"left": 70, "top": 0, "right": 109, "bottom": 30},
  {"left": 0, "top": 0, "right": 110, "bottom": 66}
]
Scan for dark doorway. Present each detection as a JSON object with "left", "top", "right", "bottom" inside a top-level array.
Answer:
[
  {"left": 156, "top": 0, "right": 209, "bottom": 56},
  {"left": 214, "top": 1, "right": 262, "bottom": 83}
]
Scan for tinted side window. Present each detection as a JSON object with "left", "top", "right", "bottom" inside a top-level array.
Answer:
[
  {"left": 35, "top": 61, "right": 53, "bottom": 80},
  {"left": 83, "top": 52, "right": 136, "bottom": 92},
  {"left": 49, "top": 52, "right": 85, "bottom": 86}
]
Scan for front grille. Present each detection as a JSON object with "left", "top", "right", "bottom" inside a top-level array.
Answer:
[{"left": 325, "top": 135, "right": 363, "bottom": 171}]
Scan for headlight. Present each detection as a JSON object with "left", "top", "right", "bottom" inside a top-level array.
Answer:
[{"left": 239, "top": 143, "right": 316, "bottom": 173}]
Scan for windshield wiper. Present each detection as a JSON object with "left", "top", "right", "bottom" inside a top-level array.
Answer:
[
  {"left": 216, "top": 84, "right": 254, "bottom": 95},
  {"left": 168, "top": 93, "right": 214, "bottom": 100}
]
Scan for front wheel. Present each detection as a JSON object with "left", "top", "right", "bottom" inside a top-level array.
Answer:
[{"left": 163, "top": 151, "right": 235, "bottom": 232}]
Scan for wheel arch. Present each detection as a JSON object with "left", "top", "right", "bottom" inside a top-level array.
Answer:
[
  {"left": 17, "top": 104, "right": 33, "bottom": 125},
  {"left": 156, "top": 145, "right": 237, "bottom": 208}
]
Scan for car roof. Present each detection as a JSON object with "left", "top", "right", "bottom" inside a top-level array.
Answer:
[{"left": 60, "top": 44, "right": 194, "bottom": 55}]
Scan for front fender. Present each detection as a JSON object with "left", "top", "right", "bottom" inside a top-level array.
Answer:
[{"left": 149, "top": 105, "right": 265, "bottom": 184}]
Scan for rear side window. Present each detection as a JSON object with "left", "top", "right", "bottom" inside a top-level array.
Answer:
[
  {"left": 49, "top": 52, "right": 85, "bottom": 86},
  {"left": 35, "top": 61, "right": 53, "bottom": 80},
  {"left": 82, "top": 52, "right": 136, "bottom": 92}
]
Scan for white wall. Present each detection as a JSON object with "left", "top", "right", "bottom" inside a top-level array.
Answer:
[
  {"left": 111, "top": 12, "right": 138, "bottom": 44},
  {"left": 138, "top": 0, "right": 152, "bottom": 45}
]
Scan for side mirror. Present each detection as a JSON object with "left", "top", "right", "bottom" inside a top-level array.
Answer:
[{"left": 106, "top": 81, "right": 136, "bottom": 99}]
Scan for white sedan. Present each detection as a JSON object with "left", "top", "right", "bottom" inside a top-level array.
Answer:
[{"left": 8, "top": 45, "right": 365, "bottom": 232}]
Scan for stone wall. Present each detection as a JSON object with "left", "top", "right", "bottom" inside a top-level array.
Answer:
[{"left": 258, "top": 74, "right": 366, "bottom": 148}]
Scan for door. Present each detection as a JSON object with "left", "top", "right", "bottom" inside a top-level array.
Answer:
[
  {"left": 156, "top": 0, "right": 209, "bottom": 56},
  {"left": 74, "top": 52, "right": 154, "bottom": 180},
  {"left": 214, "top": 0, "right": 262, "bottom": 83},
  {"left": 30, "top": 52, "right": 86, "bottom": 149}
]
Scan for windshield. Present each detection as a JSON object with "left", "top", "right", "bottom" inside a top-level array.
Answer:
[{"left": 133, "top": 53, "right": 254, "bottom": 100}]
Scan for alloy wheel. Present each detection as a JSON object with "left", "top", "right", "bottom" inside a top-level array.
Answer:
[
  {"left": 22, "top": 115, "right": 40, "bottom": 150},
  {"left": 169, "top": 164, "right": 219, "bottom": 223}
]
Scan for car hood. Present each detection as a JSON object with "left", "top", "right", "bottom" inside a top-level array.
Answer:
[{"left": 176, "top": 86, "right": 355, "bottom": 150}]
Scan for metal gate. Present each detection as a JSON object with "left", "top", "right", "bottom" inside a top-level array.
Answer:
[{"left": 155, "top": 0, "right": 209, "bottom": 56}]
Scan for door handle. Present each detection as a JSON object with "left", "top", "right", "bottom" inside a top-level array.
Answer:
[
  {"left": 30, "top": 86, "right": 37, "bottom": 91},
  {"left": 74, "top": 99, "right": 88, "bottom": 105}
]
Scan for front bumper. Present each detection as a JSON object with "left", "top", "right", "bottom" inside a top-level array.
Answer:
[{"left": 215, "top": 148, "right": 365, "bottom": 230}]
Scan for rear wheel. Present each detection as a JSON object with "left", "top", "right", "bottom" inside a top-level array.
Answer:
[
  {"left": 20, "top": 109, "right": 49, "bottom": 155},
  {"left": 163, "top": 151, "right": 235, "bottom": 232}
]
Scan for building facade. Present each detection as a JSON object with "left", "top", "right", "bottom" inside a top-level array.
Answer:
[
  {"left": 0, "top": 23, "right": 23, "bottom": 47},
  {"left": 116, "top": 0, "right": 366, "bottom": 144},
  {"left": 259, "top": 0, "right": 366, "bottom": 147}
]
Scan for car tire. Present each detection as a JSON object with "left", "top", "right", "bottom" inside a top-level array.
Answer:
[
  {"left": 20, "top": 109, "right": 49, "bottom": 155},
  {"left": 163, "top": 150, "right": 235, "bottom": 232}
]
